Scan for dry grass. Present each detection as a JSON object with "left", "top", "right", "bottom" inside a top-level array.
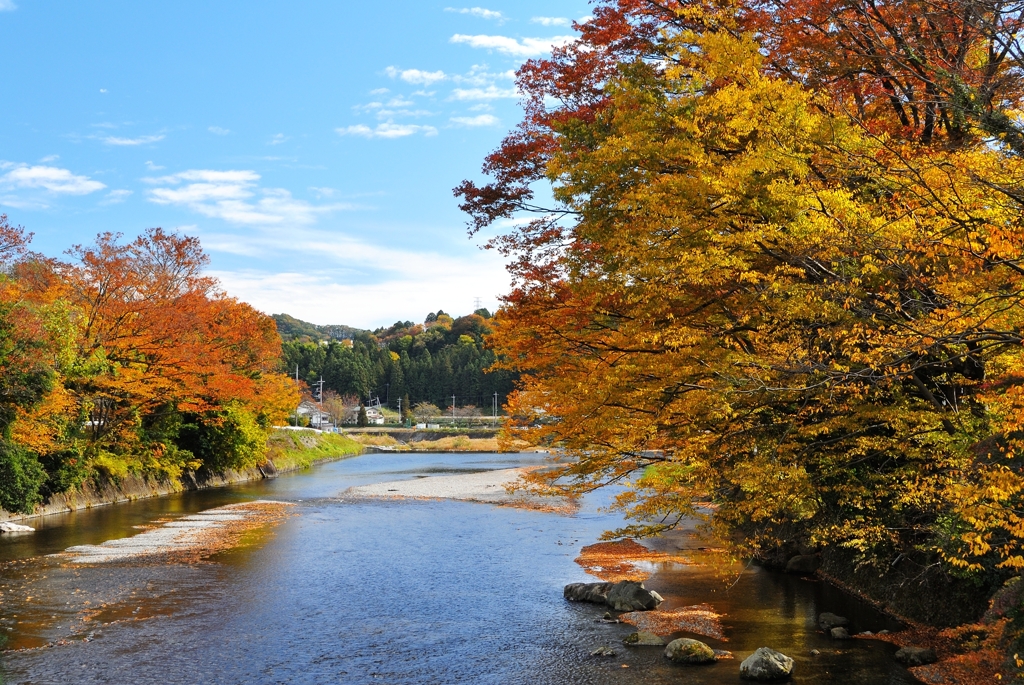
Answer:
[
  {"left": 348, "top": 433, "right": 403, "bottom": 447},
  {"left": 619, "top": 604, "right": 726, "bottom": 640}
]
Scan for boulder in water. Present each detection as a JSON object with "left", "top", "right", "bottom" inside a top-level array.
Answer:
[
  {"left": 607, "top": 580, "right": 663, "bottom": 611},
  {"left": 830, "top": 627, "right": 851, "bottom": 640},
  {"left": 785, "top": 555, "right": 819, "bottom": 574},
  {"left": 739, "top": 647, "right": 794, "bottom": 681},
  {"left": 0, "top": 522, "right": 33, "bottom": 533},
  {"left": 564, "top": 582, "right": 613, "bottom": 604},
  {"left": 894, "top": 646, "right": 938, "bottom": 666},
  {"left": 818, "top": 612, "right": 849, "bottom": 632},
  {"left": 564, "top": 580, "right": 663, "bottom": 612},
  {"left": 623, "top": 631, "right": 665, "bottom": 646},
  {"left": 665, "top": 638, "right": 716, "bottom": 664}
]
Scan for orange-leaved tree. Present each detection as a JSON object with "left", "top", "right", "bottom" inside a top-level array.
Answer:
[{"left": 460, "top": 2, "right": 1024, "bottom": 587}]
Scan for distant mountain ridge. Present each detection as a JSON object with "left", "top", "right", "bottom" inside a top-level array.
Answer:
[{"left": 272, "top": 314, "right": 366, "bottom": 342}]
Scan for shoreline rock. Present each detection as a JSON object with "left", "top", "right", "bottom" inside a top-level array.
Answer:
[
  {"left": 665, "top": 638, "right": 716, "bottom": 665},
  {"left": 740, "top": 647, "right": 795, "bottom": 681},
  {"left": 564, "top": 580, "right": 664, "bottom": 611}
]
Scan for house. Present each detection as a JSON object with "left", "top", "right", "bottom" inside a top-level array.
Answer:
[
  {"left": 344, "top": 405, "right": 386, "bottom": 425},
  {"left": 295, "top": 400, "right": 334, "bottom": 429}
]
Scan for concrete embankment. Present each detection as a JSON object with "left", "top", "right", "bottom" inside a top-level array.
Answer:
[{"left": 0, "top": 429, "right": 363, "bottom": 523}]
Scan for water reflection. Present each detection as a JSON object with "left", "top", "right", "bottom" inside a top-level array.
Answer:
[{"left": 0, "top": 453, "right": 918, "bottom": 684}]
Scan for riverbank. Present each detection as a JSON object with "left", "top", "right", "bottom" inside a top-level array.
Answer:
[
  {"left": 345, "top": 429, "right": 535, "bottom": 453},
  {"left": 345, "top": 465, "right": 575, "bottom": 513},
  {"left": 0, "top": 430, "right": 362, "bottom": 524}
]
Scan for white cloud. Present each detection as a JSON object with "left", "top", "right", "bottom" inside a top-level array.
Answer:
[
  {"left": 444, "top": 7, "right": 503, "bottom": 21},
  {"left": 39, "top": 154, "right": 59, "bottom": 163},
  {"left": 450, "top": 114, "right": 499, "bottom": 127},
  {"left": 0, "top": 165, "right": 106, "bottom": 194},
  {"left": 450, "top": 85, "right": 519, "bottom": 100},
  {"left": 370, "top": 87, "right": 390, "bottom": 95},
  {"left": 450, "top": 33, "right": 575, "bottom": 58},
  {"left": 375, "top": 109, "right": 434, "bottom": 120},
  {"left": 208, "top": 126, "right": 231, "bottom": 135},
  {"left": 103, "top": 134, "right": 165, "bottom": 146},
  {"left": 145, "top": 160, "right": 165, "bottom": 170},
  {"left": 146, "top": 169, "right": 349, "bottom": 225},
  {"left": 269, "top": 133, "right": 289, "bottom": 145},
  {"left": 384, "top": 66, "right": 447, "bottom": 86},
  {"left": 531, "top": 16, "right": 570, "bottom": 26},
  {"left": 337, "top": 123, "right": 438, "bottom": 139},
  {"left": 100, "top": 189, "right": 133, "bottom": 205},
  {"left": 99, "top": 88, "right": 108, "bottom": 93},
  {"left": 205, "top": 233, "right": 509, "bottom": 328},
  {"left": 0, "top": 1, "right": 16, "bottom": 10},
  {"left": 469, "top": 103, "right": 493, "bottom": 111}
]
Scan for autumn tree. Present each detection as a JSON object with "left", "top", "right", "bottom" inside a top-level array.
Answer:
[{"left": 463, "top": 1, "right": 1024, "bottom": 584}]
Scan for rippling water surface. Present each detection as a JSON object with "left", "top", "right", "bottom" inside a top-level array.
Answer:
[{"left": 0, "top": 452, "right": 918, "bottom": 684}]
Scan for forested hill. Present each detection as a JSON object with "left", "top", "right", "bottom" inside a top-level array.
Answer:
[
  {"left": 275, "top": 310, "right": 515, "bottom": 414},
  {"left": 271, "top": 313, "right": 365, "bottom": 343}
]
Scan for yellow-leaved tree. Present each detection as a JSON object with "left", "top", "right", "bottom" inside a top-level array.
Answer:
[{"left": 470, "top": 26, "right": 1024, "bottom": 581}]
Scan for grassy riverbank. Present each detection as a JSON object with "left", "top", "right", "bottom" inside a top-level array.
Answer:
[{"left": 265, "top": 430, "right": 364, "bottom": 470}]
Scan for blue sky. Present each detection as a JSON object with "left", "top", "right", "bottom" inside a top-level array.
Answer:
[{"left": 0, "top": 1, "right": 588, "bottom": 328}]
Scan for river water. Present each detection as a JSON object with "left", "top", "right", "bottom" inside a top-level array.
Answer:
[{"left": 0, "top": 452, "right": 919, "bottom": 684}]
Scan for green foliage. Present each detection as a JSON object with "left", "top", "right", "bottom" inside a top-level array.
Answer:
[
  {"left": 39, "top": 446, "right": 90, "bottom": 497},
  {"left": 178, "top": 404, "right": 269, "bottom": 472},
  {"left": 280, "top": 311, "right": 515, "bottom": 413},
  {"left": 357, "top": 404, "right": 368, "bottom": 427},
  {"left": 0, "top": 441, "right": 45, "bottom": 514}
]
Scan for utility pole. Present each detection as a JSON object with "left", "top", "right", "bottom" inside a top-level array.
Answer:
[
  {"left": 316, "top": 376, "right": 325, "bottom": 429},
  {"left": 493, "top": 392, "right": 498, "bottom": 425},
  {"left": 452, "top": 394, "right": 456, "bottom": 424},
  {"left": 293, "top": 364, "right": 299, "bottom": 427},
  {"left": 397, "top": 397, "right": 402, "bottom": 426}
]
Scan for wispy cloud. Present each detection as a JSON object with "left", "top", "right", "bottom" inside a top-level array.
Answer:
[
  {"left": 208, "top": 126, "right": 231, "bottom": 135},
  {"left": 100, "top": 189, "right": 133, "bottom": 205},
  {"left": 450, "top": 114, "right": 499, "bottom": 127},
  {"left": 0, "top": 1, "right": 16, "bottom": 11},
  {"left": 146, "top": 169, "right": 350, "bottom": 226},
  {"left": 370, "top": 87, "right": 390, "bottom": 95},
  {"left": 385, "top": 66, "right": 447, "bottom": 86},
  {"left": 103, "top": 134, "right": 165, "bottom": 146},
  {"left": 268, "top": 133, "right": 289, "bottom": 145},
  {"left": 206, "top": 232, "right": 509, "bottom": 327},
  {"left": 145, "top": 160, "right": 165, "bottom": 171},
  {"left": 444, "top": 7, "right": 503, "bottom": 21},
  {"left": 337, "top": 123, "right": 438, "bottom": 139},
  {"left": 450, "top": 85, "right": 518, "bottom": 100},
  {"left": 531, "top": 16, "right": 571, "bottom": 26},
  {"left": 39, "top": 154, "right": 60, "bottom": 163},
  {"left": 450, "top": 34, "right": 575, "bottom": 58},
  {"left": 0, "top": 164, "right": 106, "bottom": 194}
]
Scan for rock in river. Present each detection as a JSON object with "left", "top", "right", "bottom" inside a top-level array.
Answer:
[
  {"left": 830, "top": 627, "right": 851, "bottom": 640},
  {"left": 894, "top": 646, "right": 938, "bottom": 666},
  {"left": 665, "top": 638, "right": 716, "bottom": 664},
  {"left": 624, "top": 631, "right": 665, "bottom": 646},
  {"left": 818, "top": 612, "right": 849, "bottom": 632},
  {"left": 0, "top": 521, "right": 33, "bottom": 533},
  {"left": 785, "top": 554, "right": 819, "bottom": 574},
  {"left": 564, "top": 580, "right": 663, "bottom": 612},
  {"left": 739, "top": 647, "right": 794, "bottom": 681}
]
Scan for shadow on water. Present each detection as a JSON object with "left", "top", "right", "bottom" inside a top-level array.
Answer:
[{"left": 0, "top": 452, "right": 921, "bottom": 684}]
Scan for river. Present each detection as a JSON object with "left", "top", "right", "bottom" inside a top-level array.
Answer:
[{"left": 0, "top": 452, "right": 918, "bottom": 684}]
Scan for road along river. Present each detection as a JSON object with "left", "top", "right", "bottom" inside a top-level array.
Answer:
[{"left": 0, "top": 452, "right": 916, "bottom": 684}]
